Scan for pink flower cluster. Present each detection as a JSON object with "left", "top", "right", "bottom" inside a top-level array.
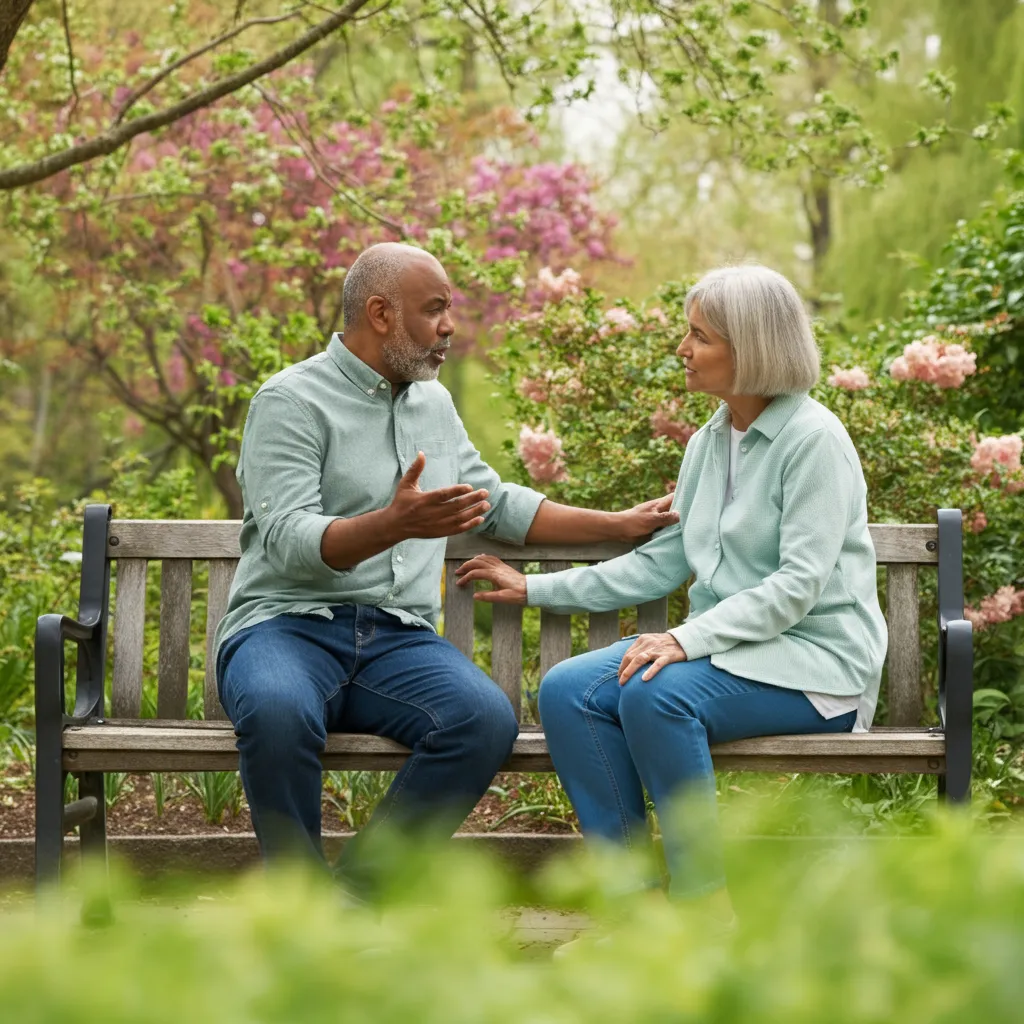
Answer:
[
  {"left": 971, "top": 435, "right": 1024, "bottom": 493},
  {"left": 518, "top": 425, "right": 569, "bottom": 483},
  {"left": 645, "top": 307, "right": 669, "bottom": 328},
  {"left": 889, "top": 337, "right": 977, "bottom": 389},
  {"left": 536, "top": 267, "right": 582, "bottom": 302},
  {"left": 827, "top": 366, "right": 871, "bottom": 390},
  {"left": 517, "top": 370, "right": 584, "bottom": 402},
  {"left": 968, "top": 511, "right": 988, "bottom": 533},
  {"left": 598, "top": 307, "right": 638, "bottom": 338},
  {"left": 651, "top": 400, "right": 698, "bottom": 445},
  {"left": 965, "top": 586, "right": 1024, "bottom": 632}
]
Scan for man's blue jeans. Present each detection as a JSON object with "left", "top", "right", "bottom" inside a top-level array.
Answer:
[
  {"left": 217, "top": 605, "right": 518, "bottom": 884},
  {"left": 538, "top": 640, "right": 857, "bottom": 898}
]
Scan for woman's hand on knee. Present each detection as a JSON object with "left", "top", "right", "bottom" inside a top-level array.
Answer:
[
  {"left": 453, "top": 554, "right": 528, "bottom": 605},
  {"left": 618, "top": 633, "right": 687, "bottom": 685}
]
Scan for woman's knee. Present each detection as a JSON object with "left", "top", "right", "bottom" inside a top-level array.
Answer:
[
  {"left": 537, "top": 656, "right": 594, "bottom": 726},
  {"left": 618, "top": 672, "right": 698, "bottom": 737}
]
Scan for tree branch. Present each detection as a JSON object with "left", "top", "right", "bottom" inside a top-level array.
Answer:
[
  {"left": 112, "top": 9, "right": 306, "bottom": 125},
  {"left": 0, "top": 0, "right": 34, "bottom": 75},
  {"left": 0, "top": 0, "right": 373, "bottom": 191},
  {"left": 60, "top": 0, "right": 79, "bottom": 113}
]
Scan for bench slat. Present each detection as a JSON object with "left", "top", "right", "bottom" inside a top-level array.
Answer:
[
  {"left": 588, "top": 610, "right": 620, "bottom": 651},
  {"left": 111, "top": 559, "right": 148, "bottom": 718},
  {"left": 106, "top": 520, "right": 940, "bottom": 565},
  {"left": 156, "top": 560, "right": 193, "bottom": 719},
  {"left": 540, "top": 562, "right": 573, "bottom": 680},
  {"left": 61, "top": 724, "right": 946, "bottom": 775},
  {"left": 491, "top": 562, "right": 524, "bottom": 720},
  {"left": 637, "top": 597, "right": 669, "bottom": 634},
  {"left": 886, "top": 564, "right": 922, "bottom": 726},
  {"left": 203, "top": 559, "right": 235, "bottom": 721},
  {"left": 443, "top": 560, "right": 474, "bottom": 659}
]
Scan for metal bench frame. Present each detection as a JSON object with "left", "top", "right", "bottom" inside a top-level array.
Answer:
[{"left": 35, "top": 505, "right": 974, "bottom": 882}]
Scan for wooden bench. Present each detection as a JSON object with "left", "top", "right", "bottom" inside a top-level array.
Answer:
[{"left": 34, "top": 505, "right": 974, "bottom": 882}]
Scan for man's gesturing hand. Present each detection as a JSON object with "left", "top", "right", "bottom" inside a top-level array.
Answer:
[{"left": 387, "top": 452, "right": 491, "bottom": 540}]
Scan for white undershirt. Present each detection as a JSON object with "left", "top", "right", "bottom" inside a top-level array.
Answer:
[{"left": 724, "top": 425, "right": 858, "bottom": 722}]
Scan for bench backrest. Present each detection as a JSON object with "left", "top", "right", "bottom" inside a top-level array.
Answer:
[{"left": 103, "top": 520, "right": 939, "bottom": 727}]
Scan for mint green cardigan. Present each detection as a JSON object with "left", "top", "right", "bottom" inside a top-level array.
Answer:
[{"left": 525, "top": 393, "right": 887, "bottom": 724}]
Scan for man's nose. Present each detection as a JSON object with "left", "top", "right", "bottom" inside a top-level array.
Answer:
[{"left": 440, "top": 311, "right": 455, "bottom": 336}]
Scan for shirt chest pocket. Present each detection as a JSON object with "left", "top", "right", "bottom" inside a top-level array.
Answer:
[{"left": 413, "top": 437, "right": 454, "bottom": 490}]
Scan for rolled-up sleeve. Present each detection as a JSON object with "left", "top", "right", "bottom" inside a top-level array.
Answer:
[
  {"left": 239, "top": 388, "right": 352, "bottom": 583},
  {"left": 449, "top": 404, "right": 546, "bottom": 545},
  {"left": 669, "top": 429, "right": 855, "bottom": 659}
]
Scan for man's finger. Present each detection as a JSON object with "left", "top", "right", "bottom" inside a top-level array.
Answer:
[
  {"left": 400, "top": 451, "right": 427, "bottom": 488},
  {"left": 453, "top": 515, "right": 486, "bottom": 534},
  {"left": 423, "top": 483, "right": 477, "bottom": 504}
]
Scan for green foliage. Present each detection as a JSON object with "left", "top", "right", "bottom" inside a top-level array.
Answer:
[
  {"left": 6, "top": 807, "right": 1024, "bottom": 1021},
  {"left": 181, "top": 772, "right": 245, "bottom": 826},
  {"left": 324, "top": 771, "right": 396, "bottom": 830}
]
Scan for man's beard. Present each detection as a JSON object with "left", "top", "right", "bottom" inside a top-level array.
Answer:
[{"left": 382, "top": 317, "right": 450, "bottom": 382}]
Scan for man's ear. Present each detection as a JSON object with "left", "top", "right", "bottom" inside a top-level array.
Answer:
[{"left": 365, "top": 295, "right": 392, "bottom": 335}]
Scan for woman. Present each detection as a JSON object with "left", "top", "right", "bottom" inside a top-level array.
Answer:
[{"left": 455, "top": 265, "right": 887, "bottom": 919}]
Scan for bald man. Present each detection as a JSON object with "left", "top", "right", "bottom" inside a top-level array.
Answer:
[{"left": 214, "top": 243, "right": 677, "bottom": 889}]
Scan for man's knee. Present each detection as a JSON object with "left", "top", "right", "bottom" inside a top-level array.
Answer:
[{"left": 448, "top": 681, "right": 518, "bottom": 760}]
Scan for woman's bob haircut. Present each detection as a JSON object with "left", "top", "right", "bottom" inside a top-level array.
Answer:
[{"left": 684, "top": 264, "right": 820, "bottom": 396}]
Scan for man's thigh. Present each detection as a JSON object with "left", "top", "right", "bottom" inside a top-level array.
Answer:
[
  {"left": 217, "top": 615, "right": 349, "bottom": 723},
  {"left": 339, "top": 623, "right": 514, "bottom": 747}
]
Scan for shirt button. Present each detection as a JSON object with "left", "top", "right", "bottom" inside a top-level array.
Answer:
[
  {"left": 379, "top": 381, "right": 389, "bottom": 390},
  {"left": 740, "top": 445, "right": 748, "bottom": 453},
  {"left": 396, "top": 554, "right": 404, "bottom": 563},
  {"left": 260, "top": 502, "right": 268, "bottom": 510},
  {"left": 367, "top": 388, "right": 375, "bottom": 396},
  {"left": 386, "top": 592, "right": 394, "bottom": 601}
]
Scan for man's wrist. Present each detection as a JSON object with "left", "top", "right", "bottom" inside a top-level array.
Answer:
[{"left": 376, "top": 505, "right": 408, "bottom": 546}]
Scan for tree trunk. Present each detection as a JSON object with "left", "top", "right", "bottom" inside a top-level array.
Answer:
[
  {"left": 29, "top": 361, "right": 51, "bottom": 474},
  {"left": 0, "top": 0, "right": 34, "bottom": 75},
  {"left": 213, "top": 460, "right": 244, "bottom": 519}
]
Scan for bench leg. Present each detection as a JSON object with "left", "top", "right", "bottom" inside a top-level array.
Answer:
[
  {"left": 35, "top": 760, "right": 66, "bottom": 886},
  {"left": 77, "top": 772, "right": 108, "bottom": 869}
]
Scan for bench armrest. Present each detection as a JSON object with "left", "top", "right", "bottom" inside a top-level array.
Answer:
[
  {"left": 935, "top": 509, "right": 973, "bottom": 799},
  {"left": 34, "top": 505, "right": 113, "bottom": 732}
]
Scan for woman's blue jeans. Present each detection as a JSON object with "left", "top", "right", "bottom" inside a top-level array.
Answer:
[{"left": 538, "top": 639, "right": 856, "bottom": 898}]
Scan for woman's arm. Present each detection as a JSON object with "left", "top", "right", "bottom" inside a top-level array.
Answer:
[{"left": 454, "top": 518, "right": 691, "bottom": 611}]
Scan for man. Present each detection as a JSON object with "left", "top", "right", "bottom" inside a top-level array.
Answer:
[{"left": 214, "top": 242, "right": 678, "bottom": 885}]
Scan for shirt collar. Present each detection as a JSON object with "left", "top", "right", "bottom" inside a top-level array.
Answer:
[
  {"left": 327, "top": 333, "right": 394, "bottom": 398},
  {"left": 709, "top": 392, "right": 808, "bottom": 441}
]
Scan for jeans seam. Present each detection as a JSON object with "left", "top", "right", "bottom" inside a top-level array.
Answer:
[
  {"left": 348, "top": 677, "right": 445, "bottom": 734},
  {"left": 581, "top": 668, "right": 637, "bottom": 849}
]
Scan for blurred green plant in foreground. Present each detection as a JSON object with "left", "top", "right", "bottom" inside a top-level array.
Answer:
[{"left": 4, "top": 798, "right": 1024, "bottom": 1022}]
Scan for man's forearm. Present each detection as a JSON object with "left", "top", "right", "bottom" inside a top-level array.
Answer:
[
  {"left": 320, "top": 508, "right": 403, "bottom": 570},
  {"left": 524, "top": 500, "right": 627, "bottom": 544}
]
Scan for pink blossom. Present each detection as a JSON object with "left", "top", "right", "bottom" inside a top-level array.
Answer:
[
  {"left": 165, "top": 349, "right": 187, "bottom": 393},
  {"left": 380, "top": 99, "right": 399, "bottom": 114},
  {"left": 598, "top": 307, "right": 638, "bottom": 338},
  {"left": 889, "top": 336, "right": 977, "bottom": 389},
  {"left": 518, "top": 425, "right": 569, "bottom": 483},
  {"left": 827, "top": 366, "right": 871, "bottom": 390},
  {"left": 651, "top": 400, "right": 698, "bottom": 445},
  {"left": 968, "top": 511, "right": 988, "bottom": 533},
  {"left": 646, "top": 307, "right": 669, "bottom": 327},
  {"left": 518, "top": 375, "right": 549, "bottom": 402},
  {"left": 123, "top": 414, "right": 145, "bottom": 438},
  {"left": 971, "top": 435, "right": 1024, "bottom": 492},
  {"left": 536, "top": 266, "right": 582, "bottom": 302},
  {"left": 965, "top": 586, "right": 1024, "bottom": 631}
]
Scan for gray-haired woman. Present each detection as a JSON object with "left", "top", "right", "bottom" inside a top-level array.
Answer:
[{"left": 455, "top": 265, "right": 887, "bottom": 922}]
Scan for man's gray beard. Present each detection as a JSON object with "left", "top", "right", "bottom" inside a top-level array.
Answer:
[{"left": 382, "top": 321, "right": 442, "bottom": 382}]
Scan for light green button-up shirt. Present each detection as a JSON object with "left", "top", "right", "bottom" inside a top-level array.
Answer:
[
  {"left": 214, "top": 335, "right": 546, "bottom": 659},
  {"left": 526, "top": 393, "right": 888, "bottom": 728}
]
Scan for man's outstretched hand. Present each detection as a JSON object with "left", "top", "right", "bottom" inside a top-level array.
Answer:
[{"left": 386, "top": 451, "right": 491, "bottom": 540}]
